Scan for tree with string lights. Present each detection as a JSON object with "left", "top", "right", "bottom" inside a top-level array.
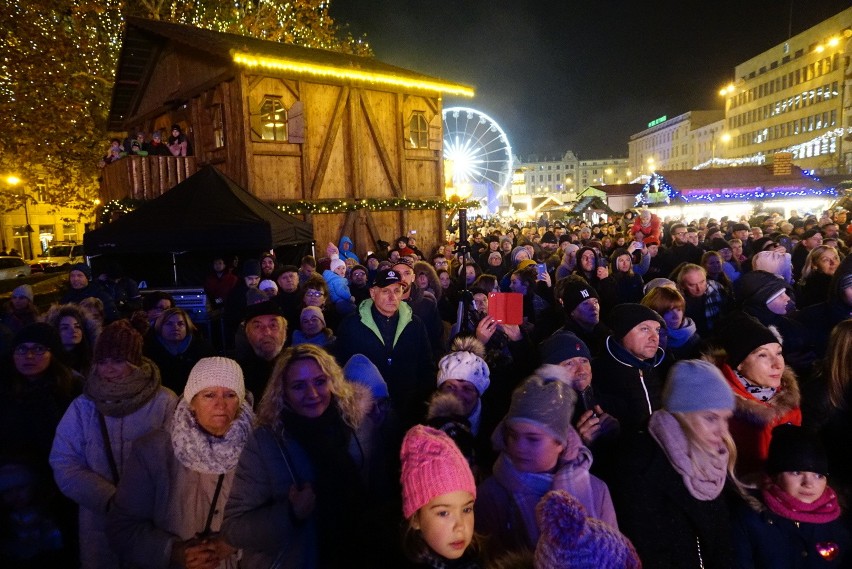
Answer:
[{"left": 0, "top": 0, "right": 370, "bottom": 218}]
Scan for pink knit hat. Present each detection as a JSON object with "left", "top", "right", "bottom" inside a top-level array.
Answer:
[{"left": 400, "top": 425, "right": 476, "bottom": 519}]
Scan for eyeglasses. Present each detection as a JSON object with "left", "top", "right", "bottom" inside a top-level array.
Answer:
[
  {"left": 304, "top": 290, "right": 324, "bottom": 297},
  {"left": 14, "top": 345, "right": 49, "bottom": 357}
]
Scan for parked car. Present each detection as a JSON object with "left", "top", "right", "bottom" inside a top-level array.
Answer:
[
  {"left": 31, "top": 242, "right": 84, "bottom": 272},
  {"left": 0, "top": 256, "right": 32, "bottom": 280}
]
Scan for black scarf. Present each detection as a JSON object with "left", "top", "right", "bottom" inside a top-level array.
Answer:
[{"left": 282, "top": 405, "right": 367, "bottom": 567}]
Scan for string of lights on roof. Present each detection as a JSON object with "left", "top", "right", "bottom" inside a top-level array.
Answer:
[
  {"left": 232, "top": 52, "right": 475, "bottom": 97},
  {"left": 635, "top": 173, "right": 837, "bottom": 206}
]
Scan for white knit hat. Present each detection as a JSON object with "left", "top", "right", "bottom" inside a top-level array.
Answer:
[
  {"left": 330, "top": 258, "right": 346, "bottom": 272},
  {"left": 259, "top": 279, "right": 278, "bottom": 294},
  {"left": 184, "top": 357, "right": 246, "bottom": 403},
  {"left": 437, "top": 350, "right": 490, "bottom": 395}
]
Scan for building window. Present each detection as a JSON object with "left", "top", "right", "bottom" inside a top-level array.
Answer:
[
  {"left": 409, "top": 112, "right": 428, "bottom": 148},
  {"left": 210, "top": 104, "right": 225, "bottom": 148},
  {"left": 63, "top": 223, "right": 78, "bottom": 242},
  {"left": 259, "top": 97, "right": 287, "bottom": 141}
]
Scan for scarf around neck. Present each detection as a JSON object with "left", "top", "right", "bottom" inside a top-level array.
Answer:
[
  {"left": 492, "top": 427, "right": 597, "bottom": 547},
  {"left": 666, "top": 317, "right": 697, "bottom": 348},
  {"left": 648, "top": 410, "right": 728, "bottom": 501},
  {"left": 762, "top": 482, "right": 841, "bottom": 524},
  {"left": 84, "top": 358, "right": 161, "bottom": 417},
  {"left": 734, "top": 369, "right": 777, "bottom": 402},
  {"left": 171, "top": 398, "right": 254, "bottom": 474}
]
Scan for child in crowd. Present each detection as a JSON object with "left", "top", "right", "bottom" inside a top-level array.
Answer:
[
  {"left": 476, "top": 376, "right": 616, "bottom": 558},
  {"left": 731, "top": 424, "right": 850, "bottom": 568},
  {"left": 323, "top": 242, "right": 356, "bottom": 315},
  {"left": 400, "top": 425, "right": 481, "bottom": 568}
]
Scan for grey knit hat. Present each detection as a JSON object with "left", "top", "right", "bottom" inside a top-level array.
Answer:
[
  {"left": 663, "top": 359, "right": 734, "bottom": 413},
  {"left": 493, "top": 376, "right": 576, "bottom": 447}
]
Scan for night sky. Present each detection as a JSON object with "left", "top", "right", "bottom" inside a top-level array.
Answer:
[{"left": 331, "top": 0, "right": 850, "bottom": 159}]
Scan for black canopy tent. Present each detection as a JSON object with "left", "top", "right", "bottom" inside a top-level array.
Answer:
[{"left": 84, "top": 166, "right": 313, "bottom": 284}]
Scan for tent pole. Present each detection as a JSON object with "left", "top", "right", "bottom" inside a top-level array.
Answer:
[{"left": 172, "top": 252, "right": 178, "bottom": 285}]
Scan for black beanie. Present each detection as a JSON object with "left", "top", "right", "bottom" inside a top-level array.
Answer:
[
  {"left": 712, "top": 312, "right": 782, "bottom": 369},
  {"left": 734, "top": 270, "right": 789, "bottom": 308},
  {"left": 709, "top": 238, "right": 732, "bottom": 252},
  {"left": 559, "top": 277, "right": 600, "bottom": 315},
  {"left": 13, "top": 323, "right": 63, "bottom": 355},
  {"left": 766, "top": 424, "right": 828, "bottom": 476},
  {"left": 607, "top": 303, "right": 666, "bottom": 341}
]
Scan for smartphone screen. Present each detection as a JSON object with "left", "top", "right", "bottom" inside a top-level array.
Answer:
[{"left": 536, "top": 263, "right": 547, "bottom": 279}]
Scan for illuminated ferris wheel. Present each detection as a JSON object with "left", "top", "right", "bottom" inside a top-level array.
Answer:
[{"left": 442, "top": 107, "right": 513, "bottom": 194}]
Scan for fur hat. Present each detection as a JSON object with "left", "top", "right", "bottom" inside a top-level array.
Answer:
[
  {"left": 437, "top": 348, "right": 490, "bottom": 395},
  {"left": 766, "top": 424, "right": 829, "bottom": 476},
  {"left": 494, "top": 376, "right": 576, "bottom": 448},
  {"left": 607, "top": 303, "right": 666, "bottom": 341},
  {"left": 664, "top": 359, "right": 734, "bottom": 413},
  {"left": 343, "top": 354, "right": 389, "bottom": 399},
  {"left": 69, "top": 262, "right": 92, "bottom": 281},
  {"left": 712, "top": 312, "right": 782, "bottom": 369},
  {"left": 558, "top": 276, "right": 600, "bottom": 315},
  {"left": 94, "top": 320, "right": 143, "bottom": 366},
  {"left": 400, "top": 425, "right": 476, "bottom": 519},
  {"left": 11, "top": 284, "right": 33, "bottom": 302},
  {"left": 183, "top": 357, "right": 246, "bottom": 404},
  {"left": 539, "top": 331, "right": 591, "bottom": 365},
  {"left": 534, "top": 490, "right": 641, "bottom": 569}
]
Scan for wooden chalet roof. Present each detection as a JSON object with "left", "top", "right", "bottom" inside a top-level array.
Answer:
[
  {"left": 109, "top": 17, "right": 474, "bottom": 130},
  {"left": 656, "top": 165, "right": 827, "bottom": 192}
]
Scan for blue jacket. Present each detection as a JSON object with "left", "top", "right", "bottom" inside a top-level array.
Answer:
[{"left": 338, "top": 236, "right": 360, "bottom": 263}]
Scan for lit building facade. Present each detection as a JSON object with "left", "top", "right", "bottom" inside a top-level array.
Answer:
[
  {"left": 628, "top": 111, "right": 725, "bottom": 174},
  {"left": 517, "top": 151, "right": 629, "bottom": 198},
  {"left": 722, "top": 7, "right": 852, "bottom": 173}
]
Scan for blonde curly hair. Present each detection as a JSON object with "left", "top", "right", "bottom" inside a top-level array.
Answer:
[{"left": 256, "top": 344, "right": 362, "bottom": 432}]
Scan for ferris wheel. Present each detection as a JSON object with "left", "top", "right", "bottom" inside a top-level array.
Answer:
[{"left": 442, "top": 107, "right": 513, "bottom": 194}]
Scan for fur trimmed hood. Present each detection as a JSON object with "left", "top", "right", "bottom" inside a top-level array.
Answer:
[{"left": 720, "top": 363, "right": 800, "bottom": 426}]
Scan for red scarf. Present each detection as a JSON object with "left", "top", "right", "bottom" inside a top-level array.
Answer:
[{"left": 762, "top": 482, "right": 841, "bottom": 523}]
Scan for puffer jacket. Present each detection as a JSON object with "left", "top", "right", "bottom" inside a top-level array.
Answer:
[{"left": 49, "top": 363, "right": 177, "bottom": 569}]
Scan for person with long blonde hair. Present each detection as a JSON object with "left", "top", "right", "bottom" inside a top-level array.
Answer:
[
  {"left": 802, "top": 319, "right": 852, "bottom": 507},
  {"left": 608, "top": 359, "right": 738, "bottom": 568},
  {"left": 797, "top": 245, "right": 843, "bottom": 308},
  {"left": 222, "top": 344, "right": 384, "bottom": 568}
]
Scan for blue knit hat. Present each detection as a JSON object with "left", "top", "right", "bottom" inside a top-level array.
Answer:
[
  {"left": 539, "top": 331, "right": 591, "bottom": 365},
  {"left": 343, "top": 354, "right": 389, "bottom": 399},
  {"left": 663, "top": 359, "right": 734, "bottom": 413}
]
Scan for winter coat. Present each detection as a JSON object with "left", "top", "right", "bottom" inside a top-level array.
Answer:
[
  {"left": 322, "top": 269, "right": 353, "bottom": 305},
  {"left": 719, "top": 363, "right": 801, "bottom": 478},
  {"left": 731, "top": 492, "right": 850, "bottom": 569},
  {"left": 335, "top": 300, "right": 435, "bottom": 425},
  {"left": 49, "top": 378, "right": 177, "bottom": 569},
  {"left": 107, "top": 429, "right": 239, "bottom": 569},
  {"left": 61, "top": 282, "right": 120, "bottom": 323},
  {"left": 338, "top": 236, "right": 360, "bottom": 263},
  {"left": 221, "top": 391, "right": 378, "bottom": 569},
  {"left": 609, "top": 431, "right": 733, "bottom": 569},
  {"left": 143, "top": 333, "right": 215, "bottom": 395}
]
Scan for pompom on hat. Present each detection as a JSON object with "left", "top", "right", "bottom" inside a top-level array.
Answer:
[
  {"left": 400, "top": 425, "right": 476, "bottom": 519},
  {"left": 94, "top": 320, "right": 143, "bottom": 366},
  {"left": 535, "top": 490, "right": 641, "bottom": 569},
  {"left": 183, "top": 357, "right": 246, "bottom": 404},
  {"left": 437, "top": 349, "right": 490, "bottom": 395}
]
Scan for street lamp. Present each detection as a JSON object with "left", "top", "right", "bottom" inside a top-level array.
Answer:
[
  {"left": 5, "top": 175, "right": 35, "bottom": 259},
  {"left": 711, "top": 132, "right": 731, "bottom": 166}
]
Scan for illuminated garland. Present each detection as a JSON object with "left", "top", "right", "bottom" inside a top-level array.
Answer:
[
  {"left": 636, "top": 174, "right": 836, "bottom": 206},
  {"left": 274, "top": 197, "right": 480, "bottom": 215},
  {"left": 99, "top": 198, "right": 144, "bottom": 223}
]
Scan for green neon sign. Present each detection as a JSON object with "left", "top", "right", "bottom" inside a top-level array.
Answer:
[{"left": 647, "top": 115, "right": 667, "bottom": 128}]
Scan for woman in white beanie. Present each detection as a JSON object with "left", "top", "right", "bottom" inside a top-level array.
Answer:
[{"left": 107, "top": 357, "right": 254, "bottom": 569}]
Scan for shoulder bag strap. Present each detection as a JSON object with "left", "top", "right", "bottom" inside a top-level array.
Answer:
[
  {"left": 201, "top": 473, "right": 226, "bottom": 537},
  {"left": 97, "top": 411, "right": 120, "bottom": 484}
]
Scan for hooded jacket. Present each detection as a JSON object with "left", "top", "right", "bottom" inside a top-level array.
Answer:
[{"left": 337, "top": 236, "right": 360, "bottom": 263}]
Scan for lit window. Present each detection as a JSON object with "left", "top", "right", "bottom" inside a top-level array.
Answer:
[
  {"left": 210, "top": 104, "right": 225, "bottom": 148},
  {"left": 259, "top": 97, "right": 287, "bottom": 141},
  {"left": 409, "top": 112, "right": 428, "bottom": 148}
]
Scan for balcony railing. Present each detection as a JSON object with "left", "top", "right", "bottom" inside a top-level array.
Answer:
[{"left": 100, "top": 156, "right": 198, "bottom": 202}]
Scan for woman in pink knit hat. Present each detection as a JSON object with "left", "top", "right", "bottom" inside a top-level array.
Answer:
[{"left": 400, "top": 424, "right": 481, "bottom": 568}]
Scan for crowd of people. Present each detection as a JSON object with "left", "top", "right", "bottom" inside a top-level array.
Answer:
[
  {"left": 99, "top": 125, "right": 193, "bottom": 167},
  {"left": 1, "top": 205, "right": 851, "bottom": 568}
]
